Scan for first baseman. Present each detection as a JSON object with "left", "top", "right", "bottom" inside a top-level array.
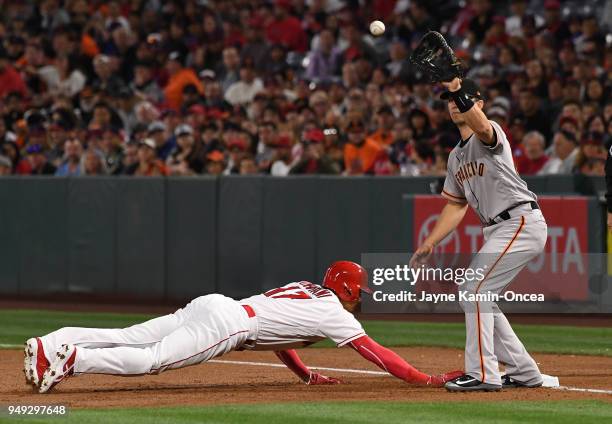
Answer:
[
  {"left": 411, "top": 77, "right": 547, "bottom": 392},
  {"left": 25, "top": 261, "right": 461, "bottom": 393}
]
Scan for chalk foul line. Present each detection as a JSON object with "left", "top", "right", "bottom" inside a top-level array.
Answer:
[
  {"left": 209, "top": 359, "right": 612, "bottom": 395},
  {"left": 2, "top": 344, "right": 610, "bottom": 395}
]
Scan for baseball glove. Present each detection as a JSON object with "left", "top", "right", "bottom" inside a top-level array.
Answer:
[{"left": 409, "top": 31, "right": 463, "bottom": 83}]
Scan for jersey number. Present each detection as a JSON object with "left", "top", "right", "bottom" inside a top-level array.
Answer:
[{"left": 264, "top": 286, "right": 310, "bottom": 300}]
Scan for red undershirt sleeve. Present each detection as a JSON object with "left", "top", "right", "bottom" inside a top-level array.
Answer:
[
  {"left": 348, "top": 335, "right": 430, "bottom": 384},
  {"left": 274, "top": 349, "right": 311, "bottom": 382}
]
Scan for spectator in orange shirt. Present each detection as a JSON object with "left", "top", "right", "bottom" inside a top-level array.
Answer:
[
  {"left": 367, "top": 105, "right": 395, "bottom": 147},
  {"left": 163, "top": 51, "right": 204, "bottom": 111},
  {"left": 344, "top": 119, "right": 387, "bottom": 175}
]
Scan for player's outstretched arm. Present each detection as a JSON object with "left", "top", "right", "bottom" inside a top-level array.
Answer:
[
  {"left": 348, "top": 335, "right": 462, "bottom": 387},
  {"left": 443, "top": 77, "right": 494, "bottom": 145},
  {"left": 274, "top": 350, "right": 341, "bottom": 385},
  {"left": 410, "top": 200, "right": 468, "bottom": 267}
]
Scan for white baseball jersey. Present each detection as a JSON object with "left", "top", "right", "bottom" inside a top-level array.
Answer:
[
  {"left": 442, "top": 120, "right": 538, "bottom": 224},
  {"left": 239, "top": 281, "right": 366, "bottom": 350}
]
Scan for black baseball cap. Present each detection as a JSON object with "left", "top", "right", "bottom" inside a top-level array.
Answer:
[{"left": 440, "top": 79, "right": 484, "bottom": 100}]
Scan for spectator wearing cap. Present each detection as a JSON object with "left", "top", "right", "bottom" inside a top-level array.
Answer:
[
  {"left": 0, "top": 154, "right": 12, "bottom": 175},
  {"left": 92, "top": 54, "right": 124, "bottom": 94},
  {"left": 80, "top": 149, "right": 109, "bottom": 176},
  {"left": 132, "top": 138, "right": 168, "bottom": 176},
  {"left": 343, "top": 119, "right": 387, "bottom": 175},
  {"left": 205, "top": 150, "right": 226, "bottom": 175},
  {"left": 269, "top": 135, "right": 294, "bottom": 176},
  {"left": 163, "top": 51, "right": 204, "bottom": 111},
  {"left": 131, "top": 60, "right": 163, "bottom": 104},
  {"left": 290, "top": 129, "right": 339, "bottom": 175},
  {"left": 266, "top": 0, "right": 308, "bottom": 53},
  {"left": 304, "top": 29, "right": 342, "bottom": 82},
  {"left": 367, "top": 105, "right": 396, "bottom": 147},
  {"left": 515, "top": 131, "right": 549, "bottom": 175},
  {"left": 147, "top": 121, "right": 175, "bottom": 161},
  {"left": 541, "top": 0, "right": 572, "bottom": 47},
  {"left": 516, "top": 89, "right": 551, "bottom": 144},
  {"left": 575, "top": 132, "right": 607, "bottom": 176},
  {"left": 0, "top": 45, "right": 27, "bottom": 99},
  {"left": 224, "top": 135, "right": 249, "bottom": 175},
  {"left": 167, "top": 124, "right": 204, "bottom": 175},
  {"left": 224, "top": 61, "right": 264, "bottom": 106},
  {"left": 55, "top": 139, "right": 83, "bottom": 176},
  {"left": 20, "top": 144, "right": 56, "bottom": 175},
  {"left": 538, "top": 130, "right": 579, "bottom": 175}
]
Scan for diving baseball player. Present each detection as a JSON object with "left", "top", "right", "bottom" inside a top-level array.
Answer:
[
  {"left": 24, "top": 261, "right": 462, "bottom": 393},
  {"left": 410, "top": 77, "right": 547, "bottom": 392}
]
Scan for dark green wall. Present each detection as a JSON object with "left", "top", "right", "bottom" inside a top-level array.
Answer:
[{"left": 0, "top": 175, "right": 605, "bottom": 300}]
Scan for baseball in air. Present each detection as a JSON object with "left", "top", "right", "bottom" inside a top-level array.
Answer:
[{"left": 369, "top": 20, "right": 385, "bottom": 36}]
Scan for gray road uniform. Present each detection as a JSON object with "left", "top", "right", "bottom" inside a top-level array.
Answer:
[{"left": 442, "top": 120, "right": 547, "bottom": 386}]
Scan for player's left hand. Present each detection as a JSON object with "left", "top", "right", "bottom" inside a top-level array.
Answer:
[
  {"left": 306, "top": 372, "right": 342, "bottom": 385},
  {"left": 441, "top": 77, "right": 462, "bottom": 92},
  {"left": 426, "top": 370, "right": 464, "bottom": 387}
]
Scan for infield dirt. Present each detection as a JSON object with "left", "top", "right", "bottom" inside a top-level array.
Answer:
[{"left": 2, "top": 347, "right": 611, "bottom": 408}]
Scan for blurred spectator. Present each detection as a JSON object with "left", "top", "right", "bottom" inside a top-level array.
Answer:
[
  {"left": 163, "top": 51, "right": 204, "bottom": 111},
  {"left": 0, "top": 45, "right": 27, "bottom": 98},
  {"left": 0, "top": 0, "right": 607, "bottom": 179},
  {"left": 167, "top": 124, "right": 204, "bottom": 175},
  {"left": 132, "top": 138, "right": 168, "bottom": 176},
  {"left": 305, "top": 29, "right": 342, "bottom": 82},
  {"left": 516, "top": 89, "right": 551, "bottom": 143},
  {"left": 239, "top": 154, "right": 259, "bottom": 175},
  {"left": 224, "top": 61, "right": 263, "bottom": 106},
  {"left": 291, "top": 129, "right": 339, "bottom": 175},
  {"left": 575, "top": 132, "right": 607, "bottom": 176},
  {"left": 538, "top": 130, "right": 579, "bottom": 175},
  {"left": 21, "top": 144, "right": 56, "bottom": 175},
  {"left": 80, "top": 149, "right": 108, "bottom": 176},
  {"left": 343, "top": 119, "right": 388, "bottom": 175},
  {"left": 206, "top": 150, "right": 226, "bottom": 175},
  {"left": 55, "top": 139, "right": 83, "bottom": 176},
  {"left": 0, "top": 154, "right": 12, "bottom": 175},
  {"left": 515, "top": 131, "right": 549, "bottom": 175}
]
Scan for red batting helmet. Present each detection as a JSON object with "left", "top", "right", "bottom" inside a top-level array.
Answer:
[{"left": 322, "top": 261, "right": 371, "bottom": 302}]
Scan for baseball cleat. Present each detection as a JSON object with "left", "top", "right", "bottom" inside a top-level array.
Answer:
[
  {"left": 427, "top": 370, "right": 465, "bottom": 387},
  {"left": 501, "top": 374, "right": 543, "bottom": 389},
  {"left": 444, "top": 374, "right": 501, "bottom": 392},
  {"left": 39, "top": 344, "right": 77, "bottom": 394},
  {"left": 24, "top": 337, "right": 49, "bottom": 388}
]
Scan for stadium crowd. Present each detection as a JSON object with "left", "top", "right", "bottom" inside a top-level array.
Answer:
[{"left": 0, "top": 0, "right": 610, "bottom": 178}]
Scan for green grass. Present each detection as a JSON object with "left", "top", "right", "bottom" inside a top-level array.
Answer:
[
  {"left": 2, "top": 401, "right": 611, "bottom": 424},
  {"left": 0, "top": 309, "right": 610, "bottom": 356}
]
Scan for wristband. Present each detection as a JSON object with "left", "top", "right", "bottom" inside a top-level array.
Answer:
[{"left": 450, "top": 88, "right": 474, "bottom": 113}]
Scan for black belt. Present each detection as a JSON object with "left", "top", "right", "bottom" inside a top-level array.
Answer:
[{"left": 488, "top": 201, "right": 539, "bottom": 226}]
